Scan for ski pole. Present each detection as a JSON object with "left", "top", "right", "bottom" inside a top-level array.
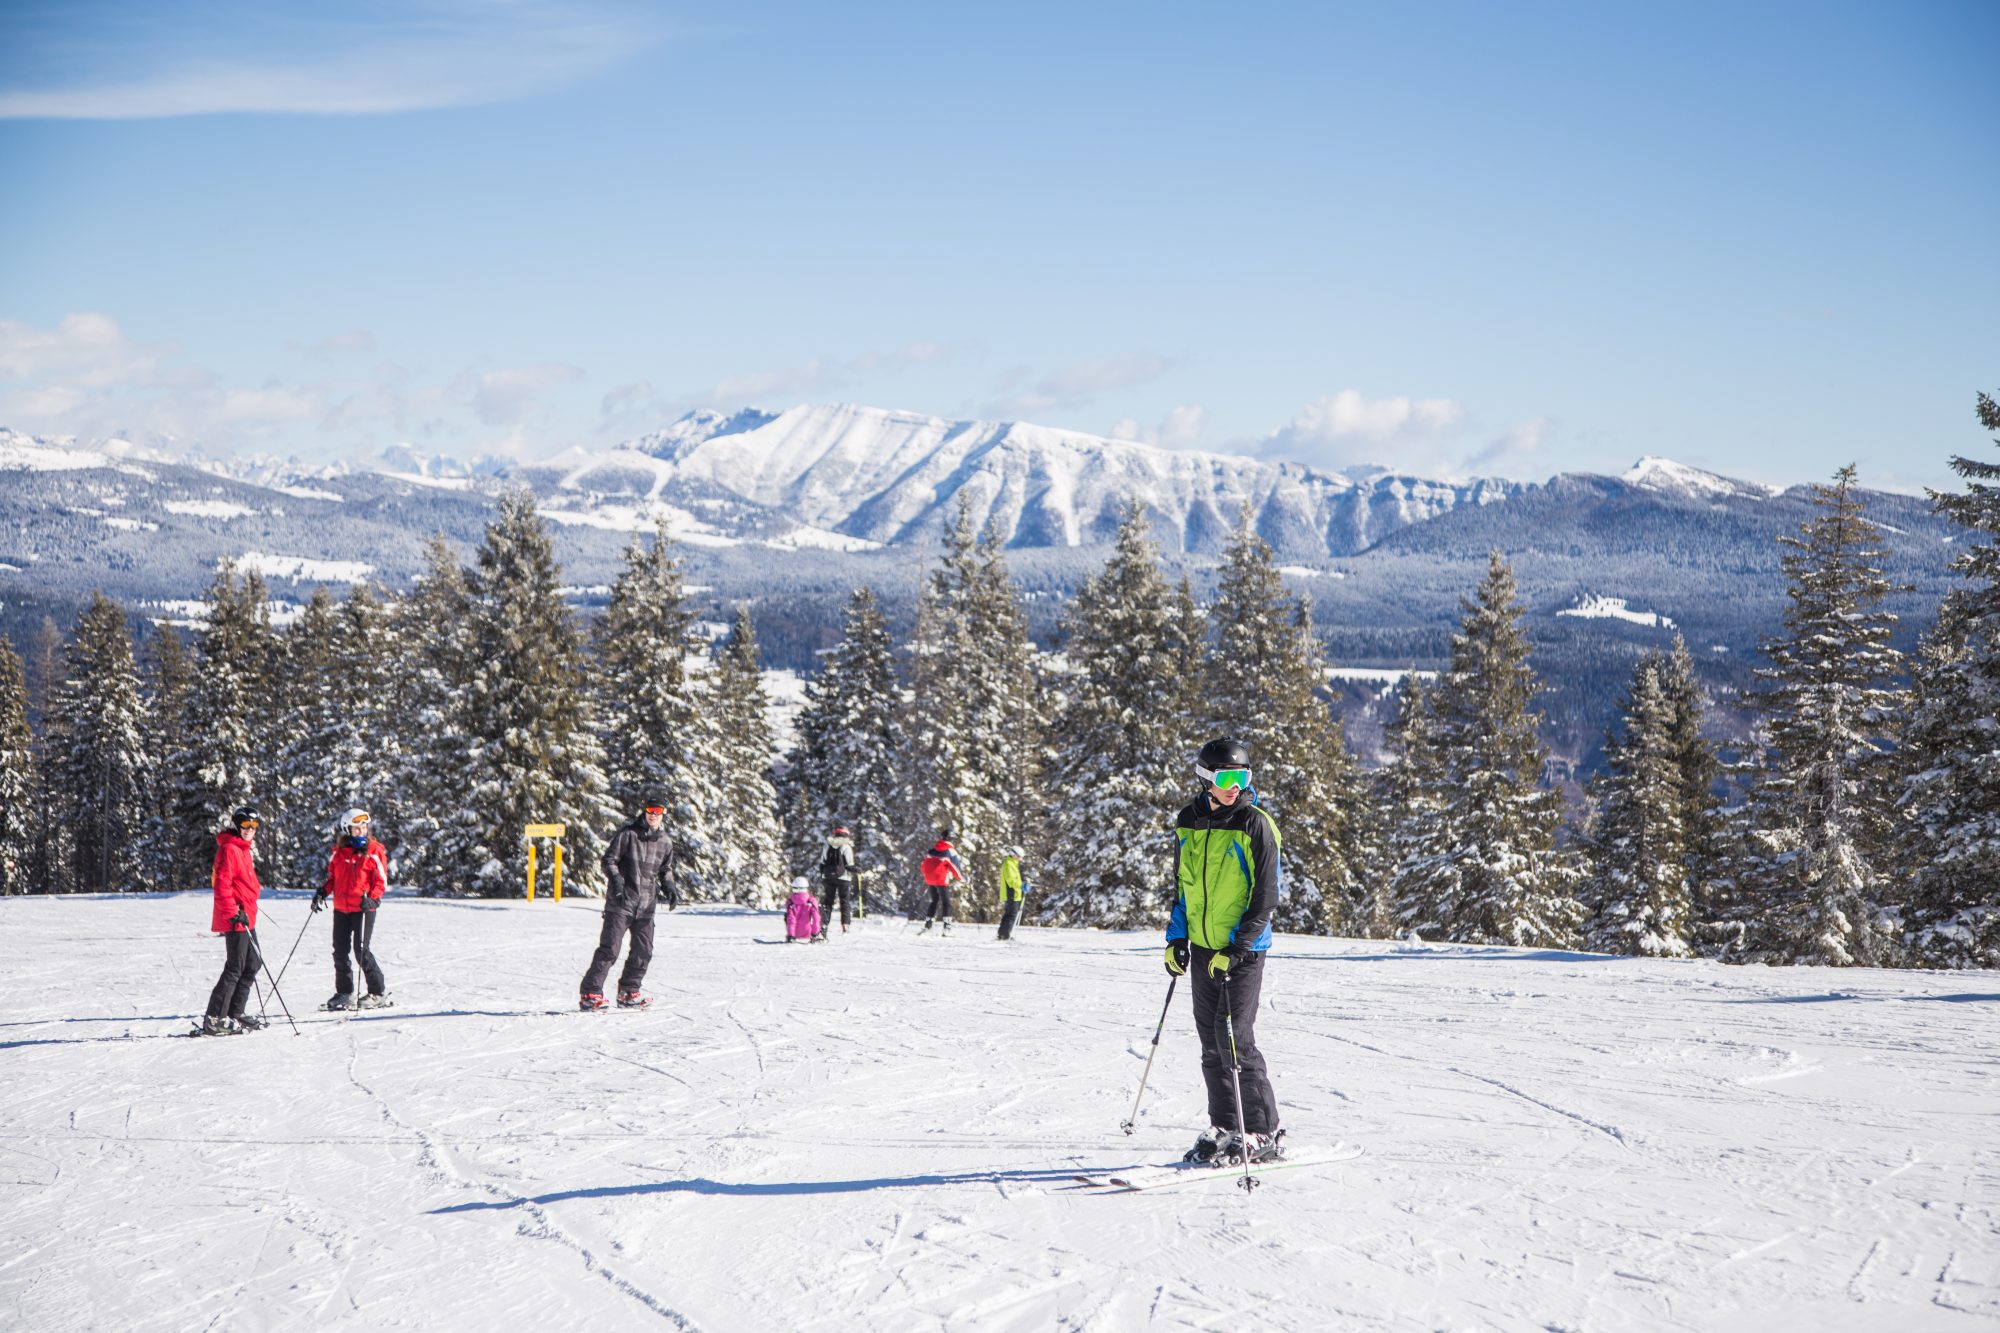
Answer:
[
  {"left": 1221, "top": 969, "right": 1258, "bottom": 1194},
  {"left": 250, "top": 927, "right": 301, "bottom": 1036},
  {"left": 1122, "top": 974, "right": 1178, "bottom": 1134},
  {"left": 270, "top": 902, "right": 315, "bottom": 991}
]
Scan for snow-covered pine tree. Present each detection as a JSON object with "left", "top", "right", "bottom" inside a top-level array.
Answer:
[
  {"left": 1204, "top": 514, "right": 1367, "bottom": 935},
  {"left": 24, "top": 617, "right": 71, "bottom": 894},
  {"left": 1382, "top": 673, "right": 1450, "bottom": 938},
  {"left": 1732, "top": 466, "right": 1907, "bottom": 966},
  {"left": 49, "top": 593, "right": 151, "bottom": 893},
  {"left": 781, "top": 586, "right": 903, "bottom": 911},
  {"left": 703, "top": 605, "right": 786, "bottom": 906},
  {"left": 1898, "top": 391, "right": 2000, "bottom": 967},
  {"left": 434, "top": 492, "right": 617, "bottom": 897},
  {"left": 267, "top": 587, "right": 339, "bottom": 887},
  {"left": 1040, "top": 503, "right": 1196, "bottom": 928},
  {"left": 381, "top": 537, "right": 474, "bottom": 893},
  {"left": 1656, "top": 634, "right": 1725, "bottom": 913},
  {"left": 167, "top": 562, "right": 277, "bottom": 886},
  {"left": 1583, "top": 654, "right": 1692, "bottom": 956},
  {"left": 902, "top": 499, "right": 1040, "bottom": 920},
  {"left": 323, "top": 584, "right": 403, "bottom": 866},
  {"left": 138, "top": 625, "right": 193, "bottom": 889},
  {"left": 0, "top": 636, "right": 35, "bottom": 895},
  {"left": 1425, "top": 553, "right": 1584, "bottom": 947},
  {"left": 592, "top": 521, "right": 715, "bottom": 897}
]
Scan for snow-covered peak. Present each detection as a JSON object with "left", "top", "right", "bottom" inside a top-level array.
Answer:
[
  {"left": 1623, "top": 456, "right": 1779, "bottom": 501},
  {"left": 627, "top": 407, "right": 781, "bottom": 463}
]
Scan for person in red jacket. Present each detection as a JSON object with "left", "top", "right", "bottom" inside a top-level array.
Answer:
[
  {"left": 201, "top": 806, "right": 266, "bottom": 1036},
  {"left": 917, "top": 836, "right": 964, "bottom": 935},
  {"left": 312, "top": 808, "right": 391, "bottom": 1010}
]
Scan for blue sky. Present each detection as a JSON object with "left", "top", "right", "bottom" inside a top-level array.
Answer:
[{"left": 1, "top": 0, "right": 1994, "bottom": 490}]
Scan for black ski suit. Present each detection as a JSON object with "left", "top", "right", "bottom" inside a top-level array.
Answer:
[
  {"left": 818, "top": 836, "right": 857, "bottom": 931},
  {"left": 582, "top": 817, "right": 675, "bottom": 997}
]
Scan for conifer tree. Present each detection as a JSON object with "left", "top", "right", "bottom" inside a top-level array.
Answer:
[
  {"left": 1656, "top": 634, "right": 1725, "bottom": 910},
  {"left": 1040, "top": 503, "right": 1198, "bottom": 928},
  {"left": 268, "top": 587, "right": 340, "bottom": 886},
  {"left": 1382, "top": 673, "right": 1450, "bottom": 937},
  {"left": 704, "top": 606, "right": 786, "bottom": 906},
  {"left": 382, "top": 538, "right": 474, "bottom": 892},
  {"left": 167, "top": 562, "right": 276, "bottom": 885},
  {"left": 433, "top": 493, "right": 616, "bottom": 897},
  {"left": 139, "top": 625, "right": 193, "bottom": 888},
  {"left": 1422, "top": 554, "right": 1583, "bottom": 947},
  {"left": 1899, "top": 391, "right": 2000, "bottom": 967},
  {"left": 593, "top": 521, "right": 714, "bottom": 894},
  {"left": 1583, "top": 654, "right": 1692, "bottom": 956},
  {"left": 25, "top": 617, "right": 70, "bottom": 893},
  {"left": 1204, "top": 514, "right": 1368, "bottom": 934},
  {"left": 0, "top": 637, "right": 35, "bottom": 895},
  {"left": 1731, "top": 466, "right": 1906, "bottom": 965},
  {"left": 324, "top": 585, "right": 403, "bottom": 860},
  {"left": 782, "top": 586, "right": 903, "bottom": 910},
  {"left": 50, "top": 593, "right": 151, "bottom": 893},
  {"left": 903, "top": 500, "right": 1040, "bottom": 919}
]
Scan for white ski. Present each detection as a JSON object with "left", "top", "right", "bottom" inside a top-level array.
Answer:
[{"left": 1080, "top": 1142, "right": 1363, "bottom": 1193}]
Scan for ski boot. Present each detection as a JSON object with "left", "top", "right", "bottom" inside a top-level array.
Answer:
[
  {"left": 941, "top": 921, "right": 952, "bottom": 935},
  {"left": 1244, "top": 1130, "right": 1287, "bottom": 1164},
  {"left": 356, "top": 993, "right": 393, "bottom": 1010},
  {"left": 617, "top": 990, "right": 650, "bottom": 1010},
  {"left": 234, "top": 1013, "right": 269, "bottom": 1032},
  {"left": 579, "top": 992, "right": 609, "bottom": 1012},
  {"left": 1182, "top": 1127, "right": 1230, "bottom": 1164},
  {"left": 197, "top": 1014, "right": 241, "bottom": 1037},
  {"left": 324, "top": 992, "right": 355, "bottom": 1012},
  {"left": 918, "top": 920, "right": 934, "bottom": 934}
]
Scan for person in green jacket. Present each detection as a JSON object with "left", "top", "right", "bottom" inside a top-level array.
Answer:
[
  {"left": 1164, "top": 736, "right": 1283, "bottom": 1166},
  {"left": 996, "top": 846, "right": 1025, "bottom": 941}
]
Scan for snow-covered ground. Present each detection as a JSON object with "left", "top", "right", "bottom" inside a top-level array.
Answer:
[{"left": 2, "top": 894, "right": 1994, "bottom": 1331}]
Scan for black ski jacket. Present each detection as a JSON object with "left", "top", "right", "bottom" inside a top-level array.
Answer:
[{"left": 601, "top": 818, "right": 675, "bottom": 915}]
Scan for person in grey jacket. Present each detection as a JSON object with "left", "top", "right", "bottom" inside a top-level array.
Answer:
[{"left": 580, "top": 791, "right": 678, "bottom": 1010}]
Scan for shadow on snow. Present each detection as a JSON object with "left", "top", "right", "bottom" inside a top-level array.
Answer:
[{"left": 432, "top": 1164, "right": 1145, "bottom": 1211}]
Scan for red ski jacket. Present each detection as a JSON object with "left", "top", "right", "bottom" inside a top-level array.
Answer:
[
  {"left": 210, "top": 831, "right": 261, "bottom": 933},
  {"left": 919, "top": 843, "right": 964, "bottom": 888},
  {"left": 323, "top": 838, "right": 389, "bottom": 912}
]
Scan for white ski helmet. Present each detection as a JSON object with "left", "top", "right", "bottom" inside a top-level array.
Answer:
[
  {"left": 339, "top": 808, "right": 371, "bottom": 838},
  {"left": 791, "top": 874, "right": 809, "bottom": 891}
]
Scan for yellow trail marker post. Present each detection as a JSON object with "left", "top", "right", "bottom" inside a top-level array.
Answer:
[{"left": 524, "top": 823, "right": 568, "bottom": 902}]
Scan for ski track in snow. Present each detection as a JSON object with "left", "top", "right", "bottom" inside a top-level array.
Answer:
[{"left": 0, "top": 896, "right": 1996, "bottom": 1331}]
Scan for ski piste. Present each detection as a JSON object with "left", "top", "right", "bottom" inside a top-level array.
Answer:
[{"left": 1075, "top": 1142, "right": 1363, "bottom": 1193}]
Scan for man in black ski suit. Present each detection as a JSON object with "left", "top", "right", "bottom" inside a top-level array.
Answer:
[
  {"left": 816, "top": 825, "right": 859, "bottom": 939},
  {"left": 580, "top": 792, "right": 678, "bottom": 1010}
]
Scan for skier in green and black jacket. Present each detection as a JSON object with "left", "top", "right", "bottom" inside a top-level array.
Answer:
[{"left": 1165, "top": 736, "right": 1284, "bottom": 1165}]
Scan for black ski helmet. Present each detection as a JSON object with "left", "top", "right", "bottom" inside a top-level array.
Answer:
[
  {"left": 1196, "top": 737, "right": 1250, "bottom": 771},
  {"left": 231, "top": 805, "right": 261, "bottom": 829},
  {"left": 640, "top": 788, "right": 668, "bottom": 811}
]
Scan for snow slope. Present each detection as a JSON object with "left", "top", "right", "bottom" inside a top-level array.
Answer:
[{"left": 2, "top": 895, "right": 1995, "bottom": 1332}]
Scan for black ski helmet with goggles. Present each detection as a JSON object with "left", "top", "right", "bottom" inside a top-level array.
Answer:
[{"left": 1195, "top": 737, "right": 1252, "bottom": 792}]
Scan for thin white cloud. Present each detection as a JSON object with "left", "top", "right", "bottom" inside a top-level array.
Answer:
[
  {"left": 471, "top": 364, "right": 583, "bottom": 426},
  {"left": 0, "top": 3, "right": 658, "bottom": 120},
  {"left": 1110, "top": 404, "right": 1208, "bottom": 450},
  {"left": 1260, "top": 389, "right": 1468, "bottom": 471},
  {"left": 703, "top": 340, "right": 978, "bottom": 409},
  {"left": 985, "top": 351, "right": 1181, "bottom": 419},
  {"left": 1462, "top": 417, "right": 1551, "bottom": 474}
]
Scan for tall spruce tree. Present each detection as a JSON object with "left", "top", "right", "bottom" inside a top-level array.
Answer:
[
  {"left": 268, "top": 587, "right": 340, "bottom": 886},
  {"left": 167, "top": 562, "right": 276, "bottom": 885},
  {"left": 903, "top": 500, "right": 1041, "bottom": 920},
  {"left": 1731, "top": 466, "right": 1906, "bottom": 966},
  {"left": 1040, "top": 504, "right": 1198, "bottom": 928},
  {"left": 0, "top": 637, "right": 35, "bottom": 895},
  {"left": 704, "top": 606, "right": 786, "bottom": 906},
  {"left": 1899, "top": 391, "right": 2000, "bottom": 967},
  {"left": 1204, "top": 514, "right": 1367, "bottom": 934},
  {"left": 433, "top": 492, "right": 616, "bottom": 897},
  {"left": 139, "top": 625, "right": 193, "bottom": 888},
  {"left": 1420, "top": 554, "right": 1583, "bottom": 947},
  {"left": 1583, "top": 653, "right": 1692, "bottom": 956},
  {"left": 1656, "top": 634, "right": 1724, "bottom": 912},
  {"left": 50, "top": 593, "right": 151, "bottom": 893},
  {"left": 782, "top": 586, "right": 903, "bottom": 910},
  {"left": 1382, "top": 672, "right": 1451, "bottom": 938},
  {"left": 25, "top": 617, "right": 70, "bottom": 893},
  {"left": 382, "top": 538, "right": 474, "bottom": 892},
  {"left": 593, "top": 521, "right": 714, "bottom": 895}
]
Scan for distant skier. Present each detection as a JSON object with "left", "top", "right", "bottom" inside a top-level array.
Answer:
[
  {"left": 917, "top": 836, "right": 963, "bottom": 934},
  {"left": 1164, "top": 738, "right": 1284, "bottom": 1165},
  {"left": 312, "top": 808, "right": 391, "bottom": 1011},
  {"left": 816, "top": 825, "right": 859, "bottom": 939},
  {"left": 996, "top": 846, "right": 1026, "bottom": 941},
  {"left": 200, "top": 806, "right": 267, "bottom": 1036},
  {"left": 581, "top": 791, "right": 678, "bottom": 1011}
]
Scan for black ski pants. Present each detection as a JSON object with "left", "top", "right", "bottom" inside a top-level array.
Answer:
[
  {"left": 923, "top": 884, "right": 952, "bottom": 925},
  {"left": 206, "top": 930, "right": 263, "bottom": 1020},
  {"left": 333, "top": 905, "right": 386, "bottom": 997},
  {"left": 582, "top": 902, "right": 654, "bottom": 996},
  {"left": 996, "top": 899, "right": 1021, "bottom": 940},
  {"left": 819, "top": 877, "right": 851, "bottom": 930},
  {"left": 1189, "top": 945, "right": 1279, "bottom": 1136}
]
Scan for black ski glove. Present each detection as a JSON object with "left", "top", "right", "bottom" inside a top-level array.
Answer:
[
  {"left": 658, "top": 883, "right": 680, "bottom": 910},
  {"left": 1165, "top": 938, "right": 1189, "bottom": 976},
  {"left": 230, "top": 905, "right": 250, "bottom": 929},
  {"left": 310, "top": 892, "right": 326, "bottom": 914}
]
